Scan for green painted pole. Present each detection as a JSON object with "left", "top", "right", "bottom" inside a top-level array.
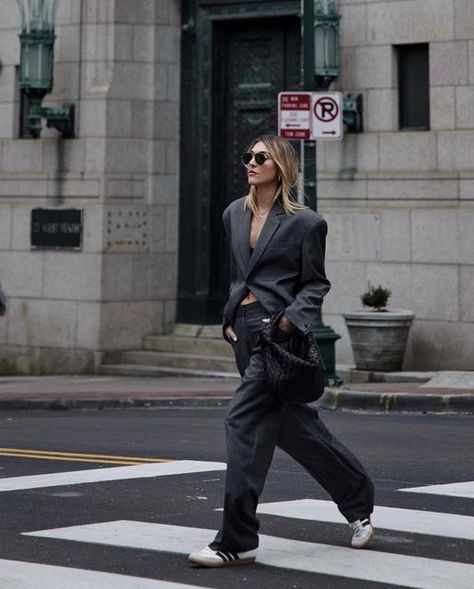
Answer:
[
  {"left": 302, "top": 0, "right": 317, "bottom": 211},
  {"left": 302, "top": 0, "right": 342, "bottom": 386}
]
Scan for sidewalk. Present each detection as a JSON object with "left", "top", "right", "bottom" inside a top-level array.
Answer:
[
  {"left": 0, "top": 372, "right": 473, "bottom": 413},
  {"left": 0, "top": 376, "right": 237, "bottom": 410}
]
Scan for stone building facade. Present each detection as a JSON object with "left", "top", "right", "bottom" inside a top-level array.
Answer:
[
  {"left": 322, "top": 0, "right": 474, "bottom": 369},
  {"left": 0, "top": 0, "right": 180, "bottom": 373},
  {"left": 0, "top": 0, "right": 472, "bottom": 373}
]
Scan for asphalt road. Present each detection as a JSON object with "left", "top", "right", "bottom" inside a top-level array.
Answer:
[{"left": 0, "top": 407, "right": 473, "bottom": 589}]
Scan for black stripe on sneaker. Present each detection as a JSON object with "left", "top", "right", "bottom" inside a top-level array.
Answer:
[
  {"left": 361, "top": 518, "right": 370, "bottom": 527},
  {"left": 216, "top": 551, "right": 229, "bottom": 562}
]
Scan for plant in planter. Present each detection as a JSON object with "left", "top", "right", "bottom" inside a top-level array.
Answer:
[
  {"left": 343, "top": 283, "right": 414, "bottom": 372},
  {"left": 361, "top": 284, "right": 391, "bottom": 312}
]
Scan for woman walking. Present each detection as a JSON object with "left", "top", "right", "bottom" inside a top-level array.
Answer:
[{"left": 189, "top": 135, "right": 374, "bottom": 568}]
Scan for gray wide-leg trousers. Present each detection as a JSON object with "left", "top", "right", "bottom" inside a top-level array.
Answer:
[{"left": 210, "top": 301, "right": 374, "bottom": 553}]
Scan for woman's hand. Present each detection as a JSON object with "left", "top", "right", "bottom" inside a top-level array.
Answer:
[
  {"left": 225, "top": 325, "right": 238, "bottom": 342},
  {"left": 278, "top": 315, "right": 295, "bottom": 334}
]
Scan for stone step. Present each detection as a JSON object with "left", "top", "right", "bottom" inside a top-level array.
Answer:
[
  {"left": 143, "top": 335, "right": 233, "bottom": 358},
  {"left": 98, "top": 364, "right": 240, "bottom": 379},
  {"left": 110, "top": 350, "right": 238, "bottom": 373},
  {"left": 172, "top": 324, "right": 223, "bottom": 338}
]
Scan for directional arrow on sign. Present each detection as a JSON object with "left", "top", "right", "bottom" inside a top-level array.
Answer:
[{"left": 312, "top": 92, "right": 343, "bottom": 140}]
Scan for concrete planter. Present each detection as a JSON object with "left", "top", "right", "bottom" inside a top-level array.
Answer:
[{"left": 343, "top": 310, "right": 415, "bottom": 371}]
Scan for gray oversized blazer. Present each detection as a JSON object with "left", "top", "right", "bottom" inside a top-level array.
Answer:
[{"left": 222, "top": 196, "right": 331, "bottom": 336}]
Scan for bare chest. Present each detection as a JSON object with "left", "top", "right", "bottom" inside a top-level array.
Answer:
[{"left": 249, "top": 215, "right": 267, "bottom": 250}]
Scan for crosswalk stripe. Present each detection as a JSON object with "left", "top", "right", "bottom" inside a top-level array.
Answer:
[
  {"left": 0, "top": 559, "right": 207, "bottom": 589},
  {"left": 399, "top": 481, "right": 474, "bottom": 499},
  {"left": 257, "top": 499, "right": 474, "bottom": 540},
  {"left": 24, "top": 521, "right": 474, "bottom": 589},
  {"left": 0, "top": 460, "right": 225, "bottom": 493}
]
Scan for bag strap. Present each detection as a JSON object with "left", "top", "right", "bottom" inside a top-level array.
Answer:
[
  {"left": 270, "top": 310, "right": 285, "bottom": 328},
  {"left": 258, "top": 310, "right": 284, "bottom": 345}
]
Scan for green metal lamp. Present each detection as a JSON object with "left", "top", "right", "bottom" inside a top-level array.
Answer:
[
  {"left": 313, "top": 0, "right": 363, "bottom": 132},
  {"left": 314, "top": 0, "right": 340, "bottom": 90},
  {"left": 16, "top": 0, "right": 74, "bottom": 138}
]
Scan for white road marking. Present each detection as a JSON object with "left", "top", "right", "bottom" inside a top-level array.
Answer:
[
  {"left": 257, "top": 499, "right": 474, "bottom": 540},
  {"left": 399, "top": 481, "right": 474, "bottom": 499},
  {"left": 24, "top": 521, "right": 474, "bottom": 589},
  {"left": 0, "top": 460, "right": 225, "bottom": 493},
  {"left": 0, "top": 558, "right": 207, "bottom": 589}
]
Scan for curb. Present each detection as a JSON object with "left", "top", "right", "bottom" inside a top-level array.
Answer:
[
  {"left": 318, "top": 388, "right": 474, "bottom": 414},
  {"left": 1, "top": 391, "right": 473, "bottom": 414},
  {"left": 0, "top": 396, "right": 232, "bottom": 411}
]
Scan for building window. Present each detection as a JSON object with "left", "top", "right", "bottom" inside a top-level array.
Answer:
[{"left": 397, "top": 44, "right": 430, "bottom": 131}]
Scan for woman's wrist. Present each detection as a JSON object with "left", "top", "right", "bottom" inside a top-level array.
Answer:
[
  {"left": 278, "top": 315, "right": 295, "bottom": 334},
  {"left": 224, "top": 324, "right": 237, "bottom": 342}
]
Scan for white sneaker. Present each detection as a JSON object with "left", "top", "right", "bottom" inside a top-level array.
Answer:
[
  {"left": 188, "top": 545, "right": 257, "bottom": 568},
  {"left": 350, "top": 517, "right": 374, "bottom": 548}
]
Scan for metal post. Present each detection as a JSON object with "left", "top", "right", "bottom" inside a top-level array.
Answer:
[
  {"left": 302, "top": 0, "right": 317, "bottom": 209},
  {"left": 302, "top": 0, "right": 342, "bottom": 386},
  {"left": 303, "top": 0, "right": 315, "bottom": 90}
]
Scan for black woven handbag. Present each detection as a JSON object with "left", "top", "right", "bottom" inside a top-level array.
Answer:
[{"left": 258, "top": 312, "right": 325, "bottom": 403}]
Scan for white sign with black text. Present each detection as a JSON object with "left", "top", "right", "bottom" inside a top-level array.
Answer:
[
  {"left": 311, "top": 92, "right": 343, "bottom": 140},
  {"left": 278, "top": 92, "right": 344, "bottom": 141}
]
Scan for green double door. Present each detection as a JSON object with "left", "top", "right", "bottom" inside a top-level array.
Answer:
[{"left": 178, "top": 2, "right": 301, "bottom": 323}]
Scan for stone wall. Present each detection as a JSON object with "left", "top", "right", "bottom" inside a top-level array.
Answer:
[
  {"left": 1, "top": 0, "right": 472, "bottom": 373},
  {"left": 0, "top": 0, "right": 180, "bottom": 374},
  {"left": 321, "top": 0, "right": 474, "bottom": 369}
]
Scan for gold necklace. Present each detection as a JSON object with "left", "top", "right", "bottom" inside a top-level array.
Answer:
[{"left": 256, "top": 208, "right": 271, "bottom": 219}]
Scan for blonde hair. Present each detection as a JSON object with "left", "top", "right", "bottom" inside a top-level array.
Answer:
[{"left": 243, "top": 135, "right": 306, "bottom": 215}]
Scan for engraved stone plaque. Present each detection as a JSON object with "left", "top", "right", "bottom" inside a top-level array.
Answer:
[{"left": 31, "top": 208, "right": 83, "bottom": 250}]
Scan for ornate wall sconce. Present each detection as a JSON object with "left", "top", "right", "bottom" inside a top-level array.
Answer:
[{"left": 16, "top": 0, "right": 74, "bottom": 138}]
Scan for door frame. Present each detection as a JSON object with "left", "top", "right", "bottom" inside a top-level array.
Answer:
[{"left": 178, "top": 0, "right": 300, "bottom": 324}]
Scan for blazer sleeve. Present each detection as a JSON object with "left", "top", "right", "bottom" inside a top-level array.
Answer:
[{"left": 283, "top": 218, "right": 331, "bottom": 334}]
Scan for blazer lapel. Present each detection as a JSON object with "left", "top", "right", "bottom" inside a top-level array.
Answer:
[
  {"left": 246, "top": 200, "right": 283, "bottom": 277},
  {"left": 231, "top": 203, "right": 251, "bottom": 276}
]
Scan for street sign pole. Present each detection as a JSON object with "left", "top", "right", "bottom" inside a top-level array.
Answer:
[
  {"left": 302, "top": 0, "right": 317, "bottom": 212},
  {"left": 301, "top": 0, "right": 342, "bottom": 386}
]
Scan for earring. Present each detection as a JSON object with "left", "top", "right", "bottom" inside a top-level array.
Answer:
[{"left": 276, "top": 176, "right": 282, "bottom": 183}]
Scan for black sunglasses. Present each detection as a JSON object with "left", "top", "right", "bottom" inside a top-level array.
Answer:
[{"left": 241, "top": 151, "right": 271, "bottom": 166}]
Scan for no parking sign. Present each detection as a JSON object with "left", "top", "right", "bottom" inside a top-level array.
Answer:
[
  {"left": 312, "top": 92, "right": 343, "bottom": 139},
  {"left": 278, "top": 92, "right": 312, "bottom": 140},
  {"left": 278, "top": 92, "right": 343, "bottom": 140}
]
